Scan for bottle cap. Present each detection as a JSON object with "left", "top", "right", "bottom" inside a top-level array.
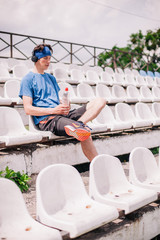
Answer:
[{"left": 65, "top": 87, "right": 68, "bottom": 91}]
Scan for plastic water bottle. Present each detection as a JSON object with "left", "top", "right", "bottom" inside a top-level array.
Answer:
[{"left": 62, "top": 87, "right": 69, "bottom": 105}]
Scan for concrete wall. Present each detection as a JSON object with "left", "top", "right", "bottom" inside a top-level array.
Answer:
[{"left": 0, "top": 129, "right": 160, "bottom": 175}]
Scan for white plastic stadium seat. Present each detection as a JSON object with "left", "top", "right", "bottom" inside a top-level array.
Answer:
[
  {"left": 12, "top": 64, "right": 29, "bottom": 79},
  {"left": 0, "top": 65, "right": 13, "bottom": 82},
  {"left": 96, "top": 84, "right": 120, "bottom": 104},
  {"left": 126, "top": 85, "right": 139, "bottom": 102},
  {"left": 124, "top": 74, "right": 137, "bottom": 86},
  {"left": 124, "top": 68, "right": 133, "bottom": 76},
  {"left": 0, "top": 97, "right": 12, "bottom": 106},
  {"left": 0, "top": 178, "right": 62, "bottom": 240},
  {"left": 58, "top": 82, "right": 88, "bottom": 104},
  {"left": 129, "top": 147, "right": 160, "bottom": 191},
  {"left": 70, "top": 69, "right": 86, "bottom": 84},
  {"left": 132, "top": 69, "right": 140, "bottom": 77},
  {"left": 36, "top": 164, "right": 119, "bottom": 238},
  {"left": 105, "top": 66, "right": 115, "bottom": 77},
  {"left": 0, "top": 107, "right": 42, "bottom": 146},
  {"left": 77, "top": 83, "right": 95, "bottom": 101},
  {"left": 135, "top": 75, "right": 146, "bottom": 87},
  {"left": 112, "top": 85, "right": 137, "bottom": 103},
  {"left": 89, "top": 154, "right": 157, "bottom": 214},
  {"left": 85, "top": 70, "right": 100, "bottom": 85},
  {"left": 54, "top": 68, "right": 71, "bottom": 83},
  {"left": 155, "top": 77, "right": 160, "bottom": 87},
  {"left": 152, "top": 87, "right": 160, "bottom": 102},
  {"left": 135, "top": 102, "right": 160, "bottom": 126},
  {"left": 115, "top": 67, "right": 124, "bottom": 75},
  {"left": 29, "top": 115, "right": 62, "bottom": 140},
  {"left": 4, "top": 79, "right": 23, "bottom": 104},
  {"left": 152, "top": 102, "right": 160, "bottom": 118},
  {"left": 115, "top": 103, "right": 152, "bottom": 128},
  {"left": 139, "top": 86, "right": 153, "bottom": 102},
  {"left": 100, "top": 72, "right": 114, "bottom": 86},
  {"left": 92, "top": 66, "right": 103, "bottom": 76},
  {"left": 114, "top": 73, "right": 125, "bottom": 86},
  {"left": 93, "top": 105, "right": 132, "bottom": 131},
  {"left": 145, "top": 76, "right": 155, "bottom": 88}
]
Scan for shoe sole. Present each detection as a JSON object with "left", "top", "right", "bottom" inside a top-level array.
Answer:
[{"left": 64, "top": 126, "right": 91, "bottom": 141}]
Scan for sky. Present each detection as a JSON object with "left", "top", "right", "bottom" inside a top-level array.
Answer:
[{"left": 0, "top": 0, "right": 160, "bottom": 49}]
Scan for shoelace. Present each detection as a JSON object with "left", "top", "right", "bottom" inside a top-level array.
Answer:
[{"left": 78, "top": 121, "right": 92, "bottom": 131}]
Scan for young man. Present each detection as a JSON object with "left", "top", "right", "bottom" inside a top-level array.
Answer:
[{"left": 19, "top": 44, "right": 106, "bottom": 161}]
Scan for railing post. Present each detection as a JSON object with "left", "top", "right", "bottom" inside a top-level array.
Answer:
[
  {"left": 10, "top": 33, "right": 13, "bottom": 58},
  {"left": 113, "top": 50, "right": 117, "bottom": 70},
  {"left": 70, "top": 43, "right": 73, "bottom": 64},
  {"left": 94, "top": 47, "right": 96, "bottom": 66}
]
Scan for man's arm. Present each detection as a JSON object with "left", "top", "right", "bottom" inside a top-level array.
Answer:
[{"left": 23, "top": 96, "right": 70, "bottom": 116}]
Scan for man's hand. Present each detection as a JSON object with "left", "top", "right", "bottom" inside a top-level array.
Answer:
[{"left": 54, "top": 104, "right": 70, "bottom": 115}]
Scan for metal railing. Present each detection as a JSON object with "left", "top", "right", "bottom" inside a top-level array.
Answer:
[{"left": 0, "top": 31, "right": 159, "bottom": 71}]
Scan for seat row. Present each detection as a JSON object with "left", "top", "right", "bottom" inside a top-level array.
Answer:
[
  {"left": 59, "top": 82, "right": 160, "bottom": 104},
  {"left": 1, "top": 147, "right": 160, "bottom": 239},
  {"left": 1, "top": 102, "right": 160, "bottom": 148},
  {"left": 53, "top": 68, "right": 160, "bottom": 87},
  {"left": 2, "top": 79, "right": 160, "bottom": 107},
  {"left": 1, "top": 57, "right": 159, "bottom": 79},
  {"left": 1, "top": 60, "right": 160, "bottom": 88}
]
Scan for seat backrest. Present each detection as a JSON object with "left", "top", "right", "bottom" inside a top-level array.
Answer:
[
  {"left": 77, "top": 83, "right": 95, "bottom": 98},
  {"left": 0, "top": 178, "right": 29, "bottom": 222},
  {"left": 115, "top": 67, "right": 124, "bottom": 75},
  {"left": 129, "top": 147, "right": 160, "bottom": 183},
  {"left": 13, "top": 65, "right": 29, "bottom": 78},
  {"left": 90, "top": 154, "right": 129, "bottom": 195},
  {"left": 140, "top": 86, "right": 152, "bottom": 98},
  {"left": 0, "top": 65, "right": 10, "bottom": 77},
  {"left": 95, "top": 84, "right": 111, "bottom": 98},
  {"left": 86, "top": 70, "right": 100, "bottom": 83},
  {"left": 136, "top": 75, "right": 146, "bottom": 85},
  {"left": 126, "top": 85, "right": 140, "bottom": 98},
  {"left": 146, "top": 76, "right": 154, "bottom": 86},
  {"left": 36, "top": 164, "right": 87, "bottom": 215},
  {"left": 105, "top": 67, "right": 115, "bottom": 75},
  {"left": 4, "top": 79, "right": 20, "bottom": 98},
  {"left": 135, "top": 103, "right": 152, "bottom": 119},
  {"left": 125, "top": 74, "right": 136, "bottom": 84},
  {"left": 101, "top": 72, "right": 113, "bottom": 84},
  {"left": 132, "top": 69, "right": 139, "bottom": 76},
  {"left": 58, "top": 82, "right": 76, "bottom": 99},
  {"left": 114, "top": 73, "right": 124, "bottom": 84},
  {"left": 115, "top": 103, "right": 135, "bottom": 121},
  {"left": 54, "top": 68, "right": 68, "bottom": 79},
  {"left": 124, "top": 68, "right": 132, "bottom": 75},
  {"left": 0, "top": 107, "right": 26, "bottom": 136},
  {"left": 95, "top": 105, "right": 115, "bottom": 124},
  {"left": 112, "top": 85, "right": 126, "bottom": 98},
  {"left": 70, "top": 69, "right": 85, "bottom": 82},
  {"left": 139, "top": 70, "right": 147, "bottom": 77},
  {"left": 154, "top": 72, "right": 160, "bottom": 78},
  {"left": 152, "top": 86, "right": 160, "bottom": 98},
  {"left": 152, "top": 102, "right": 160, "bottom": 118},
  {"left": 147, "top": 71, "right": 155, "bottom": 78}
]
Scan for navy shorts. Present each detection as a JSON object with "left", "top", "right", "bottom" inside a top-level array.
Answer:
[{"left": 38, "top": 105, "right": 86, "bottom": 136}]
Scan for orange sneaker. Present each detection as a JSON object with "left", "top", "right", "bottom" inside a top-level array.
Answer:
[{"left": 64, "top": 122, "right": 91, "bottom": 141}]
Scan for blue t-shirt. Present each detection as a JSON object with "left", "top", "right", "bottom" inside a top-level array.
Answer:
[{"left": 19, "top": 72, "right": 60, "bottom": 125}]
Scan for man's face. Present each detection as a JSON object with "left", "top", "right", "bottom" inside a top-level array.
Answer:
[{"left": 38, "top": 56, "right": 51, "bottom": 70}]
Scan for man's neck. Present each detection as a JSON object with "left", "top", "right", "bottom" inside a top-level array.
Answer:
[{"left": 33, "top": 65, "right": 44, "bottom": 74}]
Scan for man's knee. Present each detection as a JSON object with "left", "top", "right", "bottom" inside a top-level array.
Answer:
[{"left": 96, "top": 97, "right": 106, "bottom": 109}]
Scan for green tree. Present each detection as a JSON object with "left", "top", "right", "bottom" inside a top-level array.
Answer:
[{"left": 98, "top": 28, "right": 160, "bottom": 72}]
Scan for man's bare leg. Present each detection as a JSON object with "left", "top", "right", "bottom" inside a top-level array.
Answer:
[
  {"left": 78, "top": 97, "right": 106, "bottom": 124},
  {"left": 80, "top": 136, "right": 98, "bottom": 161}
]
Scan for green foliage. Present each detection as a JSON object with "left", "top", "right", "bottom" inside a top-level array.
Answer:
[
  {"left": 98, "top": 28, "right": 160, "bottom": 72},
  {"left": 0, "top": 166, "right": 31, "bottom": 192}
]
